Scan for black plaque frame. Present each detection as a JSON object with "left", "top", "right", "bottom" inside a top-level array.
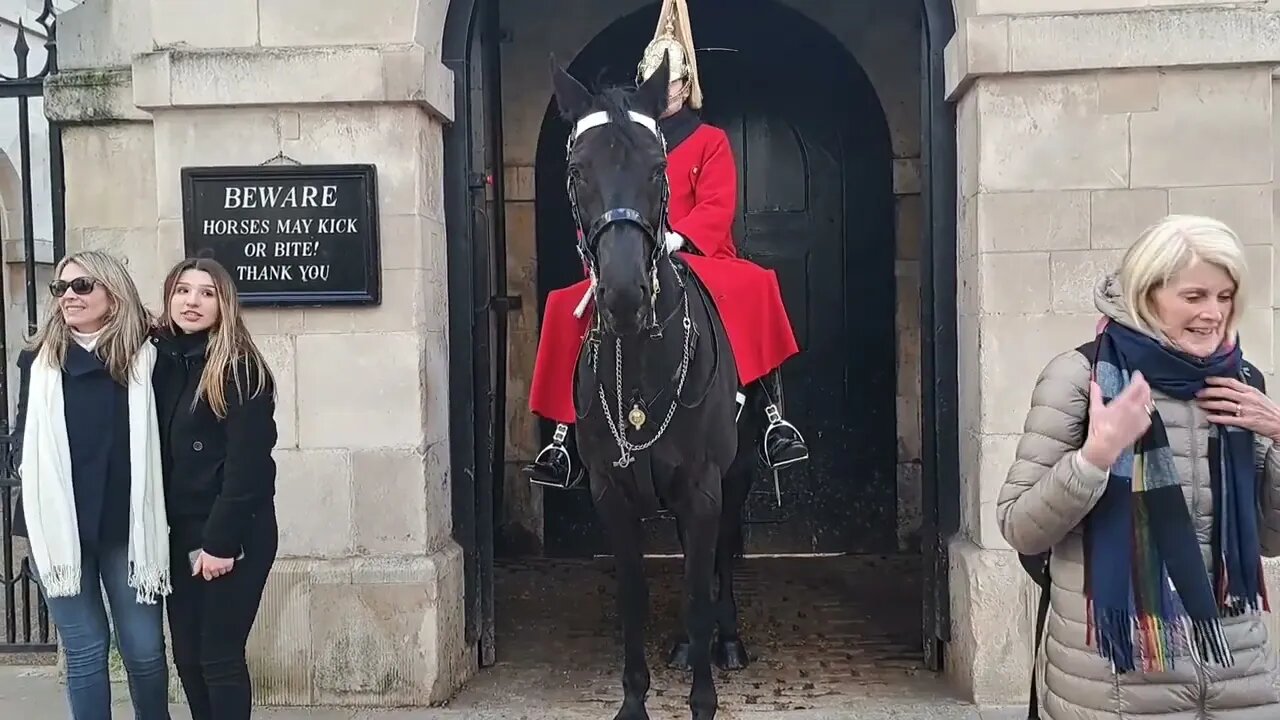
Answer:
[{"left": 180, "top": 163, "right": 381, "bottom": 307}]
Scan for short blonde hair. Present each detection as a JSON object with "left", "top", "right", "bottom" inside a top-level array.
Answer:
[{"left": 1119, "top": 214, "right": 1247, "bottom": 340}]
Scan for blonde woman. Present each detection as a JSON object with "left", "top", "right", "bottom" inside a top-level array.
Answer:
[
  {"left": 999, "top": 214, "right": 1280, "bottom": 718},
  {"left": 11, "top": 250, "right": 171, "bottom": 719},
  {"left": 150, "top": 257, "right": 277, "bottom": 720}
]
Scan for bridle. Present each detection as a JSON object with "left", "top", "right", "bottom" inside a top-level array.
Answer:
[
  {"left": 565, "top": 109, "right": 673, "bottom": 329},
  {"left": 565, "top": 108, "right": 697, "bottom": 468}
]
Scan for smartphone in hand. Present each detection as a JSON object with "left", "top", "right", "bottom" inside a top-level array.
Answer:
[{"left": 187, "top": 548, "right": 245, "bottom": 574}]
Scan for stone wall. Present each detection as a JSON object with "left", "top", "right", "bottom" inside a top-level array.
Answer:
[
  {"left": 44, "top": 0, "right": 472, "bottom": 706},
  {"left": 943, "top": 2, "right": 1280, "bottom": 705},
  {"left": 496, "top": 0, "right": 927, "bottom": 554}
]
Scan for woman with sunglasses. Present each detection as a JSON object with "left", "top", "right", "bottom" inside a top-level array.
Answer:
[
  {"left": 150, "top": 257, "right": 277, "bottom": 720},
  {"left": 11, "top": 250, "right": 171, "bottom": 720}
]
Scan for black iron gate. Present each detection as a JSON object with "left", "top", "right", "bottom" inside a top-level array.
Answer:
[{"left": 0, "top": 0, "right": 66, "bottom": 656}]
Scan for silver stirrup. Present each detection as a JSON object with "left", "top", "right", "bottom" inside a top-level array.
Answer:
[
  {"left": 528, "top": 424, "right": 582, "bottom": 490},
  {"left": 762, "top": 403, "right": 808, "bottom": 469}
]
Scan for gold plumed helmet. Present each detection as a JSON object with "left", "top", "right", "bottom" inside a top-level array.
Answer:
[{"left": 636, "top": 0, "right": 703, "bottom": 110}]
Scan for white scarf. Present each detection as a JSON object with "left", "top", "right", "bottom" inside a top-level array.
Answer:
[{"left": 19, "top": 340, "right": 170, "bottom": 603}]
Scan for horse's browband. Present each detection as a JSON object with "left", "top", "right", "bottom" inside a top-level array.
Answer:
[{"left": 573, "top": 110, "right": 659, "bottom": 140}]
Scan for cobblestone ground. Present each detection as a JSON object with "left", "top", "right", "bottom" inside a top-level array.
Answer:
[
  {"left": 2, "top": 554, "right": 1024, "bottom": 718},
  {"left": 443, "top": 554, "right": 988, "bottom": 715}
]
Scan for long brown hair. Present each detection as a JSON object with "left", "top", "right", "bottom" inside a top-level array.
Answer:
[
  {"left": 161, "top": 258, "right": 274, "bottom": 418},
  {"left": 29, "top": 250, "right": 152, "bottom": 384}
]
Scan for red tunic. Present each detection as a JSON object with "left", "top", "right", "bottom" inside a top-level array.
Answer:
[{"left": 528, "top": 123, "right": 800, "bottom": 424}]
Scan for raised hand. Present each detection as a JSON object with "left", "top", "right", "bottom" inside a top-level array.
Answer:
[
  {"left": 1080, "top": 371, "right": 1154, "bottom": 470},
  {"left": 1197, "top": 376, "right": 1280, "bottom": 443}
]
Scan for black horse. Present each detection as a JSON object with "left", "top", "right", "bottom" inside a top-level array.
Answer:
[{"left": 551, "top": 55, "right": 766, "bottom": 720}]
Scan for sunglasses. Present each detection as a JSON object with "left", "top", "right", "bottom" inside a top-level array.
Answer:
[{"left": 49, "top": 277, "right": 98, "bottom": 297}]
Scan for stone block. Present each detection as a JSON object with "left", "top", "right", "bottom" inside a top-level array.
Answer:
[
  {"left": 151, "top": 109, "right": 280, "bottom": 220},
  {"left": 976, "top": 433, "right": 1021, "bottom": 550},
  {"left": 1239, "top": 305, "right": 1272, "bottom": 374},
  {"left": 274, "top": 449, "right": 353, "bottom": 558},
  {"left": 1097, "top": 69, "right": 1159, "bottom": 114},
  {"left": 63, "top": 124, "right": 157, "bottom": 229},
  {"left": 976, "top": 76, "right": 1130, "bottom": 191},
  {"left": 423, "top": 330, "right": 450, "bottom": 447},
  {"left": 248, "top": 547, "right": 472, "bottom": 707},
  {"left": 283, "top": 106, "right": 438, "bottom": 217},
  {"left": 957, "top": 91, "right": 980, "bottom": 200},
  {"left": 58, "top": 0, "right": 153, "bottom": 71},
  {"left": 259, "top": 0, "right": 417, "bottom": 47},
  {"left": 75, "top": 228, "right": 162, "bottom": 297},
  {"left": 1238, "top": 244, "right": 1274, "bottom": 309},
  {"left": 256, "top": 334, "right": 298, "bottom": 449},
  {"left": 1089, "top": 189, "right": 1168, "bottom": 250},
  {"left": 1050, "top": 248, "right": 1126, "bottom": 313},
  {"left": 150, "top": 0, "right": 258, "bottom": 49},
  {"left": 945, "top": 538, "right": 1034, "bottom": 705},
  {"left": 1004, "top": 8, "right": 1280, "bottom": 74},
  {"left": 976, "top": 191, "right": 1091, "bottom": 252},
  {"left": 504, "top": 166, "right": 536, "bottom": 202},
  {"left": 133, "top": 46, "right": 453, "bottom": 122},
  {"left": 980, "top": 252, "right": 1051, "bottom": 315},
  {"left": 1130, "top": 68, "right": 1273, "bottom": 188},
  {"left": 295, "top": 333, "right": 426, "bottom": 450},
  {"left": 892, "top": 157, "right": 922, "bottom": 195},
  {"left": 895, "top": 194, "right": 923, "bottom": 261},
  {"left": 309, "top": 546, "right": 470, "bottom": 705},
  {"left": 352, "top": 449, "right": 428, "bottom": 555},
  {"left": 1169, "top": 185, "right": 1274, "bottom": 246},
  {"left": 45, "top": 69, "right": 150, "bottom": 124},
  {"left": 979, "top": 313, "right": 1098, "bottom": 435}
]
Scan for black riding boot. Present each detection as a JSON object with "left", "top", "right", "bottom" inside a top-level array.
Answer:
[
  {"left": 758, "top": 369, "right": 809, "bottom": 469},
  {"left": 521, "top": 423, "right": 584, "bottom": 489}
]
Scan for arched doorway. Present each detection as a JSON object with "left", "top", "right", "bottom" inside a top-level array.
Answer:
[
  {"left": 444, "top": 0, "right": 960, "bottom": 686},
  {"left": 534, "top": 1, "right": 898, "bottom": 558}
]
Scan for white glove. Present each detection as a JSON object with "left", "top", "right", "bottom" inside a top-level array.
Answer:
[{"left": 664, "top": 230, "right": 685, "bottom": 253}]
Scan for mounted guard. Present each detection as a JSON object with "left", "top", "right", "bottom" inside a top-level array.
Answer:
[{"left": 524, "top": 0, "right": 809, "bottom": 489}]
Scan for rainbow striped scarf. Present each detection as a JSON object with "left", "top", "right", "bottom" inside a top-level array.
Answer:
[{"left": 1084, "top": 321, "right": 1268, "bottom": 673}]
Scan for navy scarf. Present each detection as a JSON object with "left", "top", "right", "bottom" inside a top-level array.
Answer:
[{"left": 1086, "top": 321, "right": 1267, "bottom": 673}]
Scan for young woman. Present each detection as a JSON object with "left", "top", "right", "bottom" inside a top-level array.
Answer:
[
  {"left": 151, "top": 257, "right": 277, "bottom": 720},
  {"left": 12, "top": 249, "right": 171, "bottom": 719}
]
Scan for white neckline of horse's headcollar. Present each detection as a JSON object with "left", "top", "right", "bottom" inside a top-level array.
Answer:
[{"left": 573, "top": 111, "right": 659, "bottom": 140}]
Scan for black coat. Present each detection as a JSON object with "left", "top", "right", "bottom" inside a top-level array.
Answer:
[
  {"left": 150, "top": 330, "right": 277, "bottom": 558},
  {"left": 11, "top": 345, "right": 133, "bottom": 546}
]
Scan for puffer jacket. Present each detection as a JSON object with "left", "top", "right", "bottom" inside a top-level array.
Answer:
[{"left": 998, "top": 275, "right": 1280, "bottom": 719}]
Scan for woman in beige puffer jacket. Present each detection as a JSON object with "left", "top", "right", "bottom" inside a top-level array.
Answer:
[{"left": 998, "top": 215, "right": 1280, "bottom": 720}]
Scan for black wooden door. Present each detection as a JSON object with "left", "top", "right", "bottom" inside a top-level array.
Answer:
[
  {"left": 698, "top": 47, "right": 897, "bottom": 554},
  {"left": 539, "top": 0, "right": 897, "bottom": 556}
]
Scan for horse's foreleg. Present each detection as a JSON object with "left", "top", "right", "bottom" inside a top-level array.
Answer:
[
  {"left": 597, "top": 491, "right": 651, "bottom": 720},
  {"left": 713, "top": 466, "right": 752, "bottom": 671},
  {"left": 681, "top": 498, "right": 720, "bottom": 720},
  {"left": 666, "top": 515, "right": 694, "bottom": 670}
]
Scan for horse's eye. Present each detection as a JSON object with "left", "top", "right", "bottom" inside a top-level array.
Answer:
[
  {"left": 568, "top": 165, "right": 585, "bottom": 182},
  {"left": 652, "top": 165, "right": 667, "bottom": 182}
]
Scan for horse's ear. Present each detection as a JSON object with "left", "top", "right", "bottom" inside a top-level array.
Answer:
[
  {"left": 550, "top": 55, "right": 593, "bottom": 121},
  {"left": 634, "top": 51, "right": 670, "bottom": 120}
]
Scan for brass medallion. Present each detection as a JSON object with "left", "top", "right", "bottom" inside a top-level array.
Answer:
[{"left": 628, "top": 404, "right": 647, "bottom": 430}]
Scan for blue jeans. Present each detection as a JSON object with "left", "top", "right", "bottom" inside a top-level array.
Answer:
[{"left": 40, "top": 543, "right": 171, "bottom": 720}]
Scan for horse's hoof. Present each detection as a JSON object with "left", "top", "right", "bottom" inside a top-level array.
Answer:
[
  {"left": 666, "top": 639, "right": 692, "bottom": 671},
  {"left": 714, "top": 637, "right": 750, "bottom": 671},
  {"left": 613, "top": 704, "right": 650, "bottom": 720}
]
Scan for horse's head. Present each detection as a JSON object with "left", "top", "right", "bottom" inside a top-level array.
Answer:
[{"left": 552, "top": 54, "right": 672, "bottom": 336}]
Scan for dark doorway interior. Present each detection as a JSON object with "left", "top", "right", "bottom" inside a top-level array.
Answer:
[{"left": 535, "top": 0, "right": 897, "bottom": 558}]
